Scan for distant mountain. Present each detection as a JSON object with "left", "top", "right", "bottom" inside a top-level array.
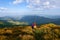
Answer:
[
  {"left": 20, "top": 15, "right": 53, "bottom": 25},
  {"left": 0, "top": 16, "right": 21, "bottom": 20},
  {"left": 0, "top": 16, "right": 13, "bottom": 21},
  {"left": 0, "top": 15, "right": 60, "bottom": 25},
  {"left": 43, "top": 15, "right": 60, "bottom": 19},
  {"left": 0, "top": 16, "right": 29, "bottom": 26},
  {"left": 20, "top": 15, "right": 60, "bottom": 25},
  {"left": 52, "top": 18, "right": 60, "bottom": 25}
]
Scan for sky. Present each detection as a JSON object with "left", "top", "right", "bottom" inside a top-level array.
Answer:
[{"left": 0, "top": 0, "right": 60, "bottom": 17}]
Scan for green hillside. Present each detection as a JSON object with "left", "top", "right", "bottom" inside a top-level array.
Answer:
[{"left": 0, "top": 23, "right": 60, "bottom": 40}]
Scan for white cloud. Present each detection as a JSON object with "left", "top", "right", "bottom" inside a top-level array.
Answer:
[
  {"left": 43, "top": 1, "right": 57, "bottom": 9},
  {"left": 11, "top": 0, "right": 60, "bottom": 10},
  {"left": 26, "top": 0, "right": 58, "bottom": 10},
  {"left": 51, "top": 5, "right": 57, "bottom": 8},
  {"left": 26, "top": 0, "right": 42, "bottom": 10},
  {"left": 0, "top": 7, "right": 7, "bottom": 10},
  {"left": 30, "top": 0, "right": 41, "bottom": 5},
  {"left": 26, "top": 4, "right": 33, "bottom": 8},
  {"left": 12, "top": 0, "right": 23, "bottom": 4},
  {"left": 43, "top": 1, "right": 50, "bottom": 5},
  {"left": 0, "top": 7, "right": 7, "bottom": 12}
]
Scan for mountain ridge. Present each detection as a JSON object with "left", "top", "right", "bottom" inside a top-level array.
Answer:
[{"left": 0, "top": 15, "right": 60, "bottom": 25}]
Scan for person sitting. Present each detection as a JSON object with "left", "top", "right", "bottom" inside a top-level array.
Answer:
[{"left": 32, "top": 22, "right": 37, "bottom": 29}]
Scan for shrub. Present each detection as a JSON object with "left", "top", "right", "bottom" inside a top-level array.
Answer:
[{"left": 33, "top": 29, "right": 45, "bottom": 40}]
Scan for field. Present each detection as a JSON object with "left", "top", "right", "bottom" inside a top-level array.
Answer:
[{"left": 0, "top": 23, "right": 60, "bottom": 40}]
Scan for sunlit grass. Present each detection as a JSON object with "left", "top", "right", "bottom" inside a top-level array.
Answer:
[{"left": 0, "top": 23, "right": 60, "bottom": 40}]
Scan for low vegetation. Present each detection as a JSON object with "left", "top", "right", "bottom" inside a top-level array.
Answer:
[{"left": 0, "top": 23, "right": 60, "bottom": 40}]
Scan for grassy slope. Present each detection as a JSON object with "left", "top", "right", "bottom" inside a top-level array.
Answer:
[{"left": 0, "top": 23, "right": 60, "bottom": 40}]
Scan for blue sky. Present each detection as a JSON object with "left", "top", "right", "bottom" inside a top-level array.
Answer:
[{"left": 0, "top": 0, "right": 60, "bottom": 17}]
